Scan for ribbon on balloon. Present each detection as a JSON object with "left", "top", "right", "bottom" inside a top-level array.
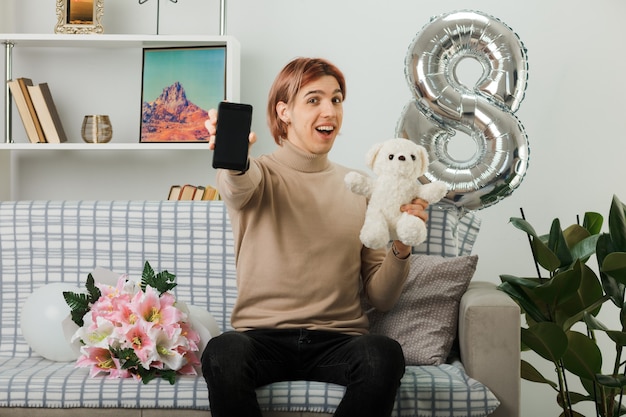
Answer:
[{"left": 397, "top": 10, "right": 530, "bottom": 215}]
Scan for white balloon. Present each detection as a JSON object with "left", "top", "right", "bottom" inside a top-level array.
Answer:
[{"left": 20, "top": 283, "right": 81, "bottom": 362}]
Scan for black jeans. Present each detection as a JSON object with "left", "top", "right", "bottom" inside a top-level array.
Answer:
[{"left": 201, "top": 329, "right": 405, "bottom": 417}]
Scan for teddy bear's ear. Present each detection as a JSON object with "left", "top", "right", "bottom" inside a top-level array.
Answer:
[
  {"left": 365, "top": 142, "right": 385, "bottom": 169},
  {"left": 417, "top": 146, "right": 430, "bottom": 176}
]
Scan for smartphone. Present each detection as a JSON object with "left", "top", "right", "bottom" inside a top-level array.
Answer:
[{"left": 212, "top": 101, "right": 253, "bottom": 171}]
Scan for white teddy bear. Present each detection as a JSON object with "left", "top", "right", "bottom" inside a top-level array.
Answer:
[{"left": 344, "top": 138, "right": 448, "bottom": 249}]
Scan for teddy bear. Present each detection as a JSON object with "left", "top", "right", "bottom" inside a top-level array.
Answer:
[{"left": 344, "top": 138, "right": 448, "bottom": 249}]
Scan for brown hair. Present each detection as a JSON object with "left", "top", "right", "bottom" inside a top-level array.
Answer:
[{"left": 267, "top": 57, "right": 346, "bottom": 144}]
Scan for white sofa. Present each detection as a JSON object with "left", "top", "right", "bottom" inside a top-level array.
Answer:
[{"left": 0, "top": 200, "right": 520, "bottom": 417}]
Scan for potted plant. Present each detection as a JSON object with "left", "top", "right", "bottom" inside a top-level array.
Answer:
[{"left": 498, "top": 194, "right": 626, "bottom": 417}]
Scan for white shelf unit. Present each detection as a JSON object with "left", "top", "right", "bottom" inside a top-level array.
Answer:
[{"left": 0, "top": 33, "right": 240, "bottom": 201}]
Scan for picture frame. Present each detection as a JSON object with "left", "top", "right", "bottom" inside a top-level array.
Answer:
[
  {"left": 140, "top": 46, "right": 227, "bottom": 143},
  {"left": 54, "top": 0, "right": 104, "bottom": 34}
]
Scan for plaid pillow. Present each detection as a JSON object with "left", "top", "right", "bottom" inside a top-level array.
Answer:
[{"left": 412, "top": 205, "right": 481, "bottom": 257}]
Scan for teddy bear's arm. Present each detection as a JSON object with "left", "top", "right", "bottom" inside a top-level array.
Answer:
[
  {"left": 344, "top": 171, "right": 373, "bottom": 198},
  {"left": 416, "top": 181, "right": 448, "bottom": 203}
]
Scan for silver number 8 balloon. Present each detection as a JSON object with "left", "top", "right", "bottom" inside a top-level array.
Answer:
[{"left": 397, "top": 10, "right": 529, "bottom": 213}]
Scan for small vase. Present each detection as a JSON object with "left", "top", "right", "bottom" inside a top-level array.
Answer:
[{"left": 81, "top": 115, "right": 112, "bottom": 143}]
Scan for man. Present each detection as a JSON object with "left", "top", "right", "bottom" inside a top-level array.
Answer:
[{"left": 202, "top": 57, "right": 428, "bottom": 417}]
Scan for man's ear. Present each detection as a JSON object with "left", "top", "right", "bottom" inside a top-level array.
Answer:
[{"left": 276, "top": 101, "right": 290, "bottom": 124}]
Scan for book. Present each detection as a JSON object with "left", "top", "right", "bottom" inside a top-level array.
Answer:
[
  {"left": 26, "top": 82, "right": 68, "bottom": 143},
  {"left": 178, "top": 184, "right": 197, "bottom": 200},
  {"left": 193, "top": 185, "right": 206, "bottom": 201},
  {"left": 202, "top": 185, "right": 220, "bottom": 201},
  {"left": 7, "top": 78, "right": 45, "bottom": 143},
  {"left": 168, "top": 184, "right": 219, "bottom": 201},
  {"left": 16, "top": 78, "right": 46, "bottom": 143},
  {"left": 167, "top": 185, "right": 182, "bottom": 200}
]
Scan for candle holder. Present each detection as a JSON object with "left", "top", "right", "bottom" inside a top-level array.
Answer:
[{"left": 81, "top": 115, "right": 112, "bottom": 144}]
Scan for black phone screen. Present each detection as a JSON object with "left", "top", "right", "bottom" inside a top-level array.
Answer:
[{"left": 212, "top": 101, "right": 253, "bottom": 171}]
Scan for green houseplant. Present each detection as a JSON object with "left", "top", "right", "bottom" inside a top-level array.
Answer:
[{"left": 498, "top": 195, "right": 626, "bottom": 417}]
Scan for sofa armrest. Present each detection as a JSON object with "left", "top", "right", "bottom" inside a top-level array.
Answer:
[{"left": 458, "top": 281, "right": 520, "bottom": 417}]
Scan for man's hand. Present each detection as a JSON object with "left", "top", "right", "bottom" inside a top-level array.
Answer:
[
  {"left": 206, "top": 108, "right": 257, "bottom": 151},
  {"left": 400, "top": 198, "right": 429, "bottom": 222},
  {"left": 393, "top": 198, "right": 430, "bottom": 258}
]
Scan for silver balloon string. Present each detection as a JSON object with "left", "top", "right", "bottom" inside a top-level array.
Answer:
[{"left": 138, "top": 0, "right": 179, "bottom": 35}]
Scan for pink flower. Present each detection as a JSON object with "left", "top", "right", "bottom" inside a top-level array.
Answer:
[
  {"left": 92, "top": 276, "right": 133, "bottom": 323},
  {"left": 131, "top": 285, "right": 183, "bottom": 335},
  {"left": 96, "top": 274, "right": 131, "bottom": 300},
  {"left": 123, "top": 321, "right": 156, "bottom": 369},
  {"left": 73, "top": 315, "right": 116, "bottom": 349},
  {"left": 152, "top": 327, "right": 187, "bottom": 370},
  {"left": 179, "top": 320, "right": 201, "bottom": 352},
  {"left": 76, "top": 346, "right": 130, "bottom": 379}
]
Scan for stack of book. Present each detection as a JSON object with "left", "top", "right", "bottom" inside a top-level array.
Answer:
[
  {"left": 167, "top": 184, "right": 221, "bottom": 201},
  {"left": 7, "top": 77, "right": 67, "bottom": 143}
]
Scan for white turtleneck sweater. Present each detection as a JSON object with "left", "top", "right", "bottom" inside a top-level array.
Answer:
[{"left": 217, "top": 140, "right": 409, "bottom": 335}]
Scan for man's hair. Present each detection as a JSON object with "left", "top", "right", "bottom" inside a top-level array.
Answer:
[{"left": 267, "top": 57, "right": 346, "bottom": 144}]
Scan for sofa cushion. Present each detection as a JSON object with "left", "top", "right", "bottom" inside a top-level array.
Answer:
[
  {"left": 0, "top": 356, "right": 498, "bottom": 417},
  {"left": 412, "top": 205, "right": 481, "bottom": 257},
  {"left": 368, "top": 254, "right": 479, "bottom": 365}
]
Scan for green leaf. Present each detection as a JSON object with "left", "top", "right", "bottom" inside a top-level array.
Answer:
[
  {"left": 499, "top": 274, "right": 540, "bottom": 289},
  {"left": 596, "top": 373, "right": 626, "bottom": 388},
  {"left": 563, "top": 224, "right": 590, "bottom": 254},
  {"left": 510, "top": 217, "right": 539, "bottom": 237},
  {"left": 597, "top": 233, "right": 625, "bottom": 307},
  {"left": 583, "top": 212, "right": 604, "bottom": 236},
  {"left": 85, "top": 273, "right": 101, "bottom": 302},
  {"left": 522, "top": 322, "right": 568, "bottom": 363},
  {"left": 584, "top": 312, "right": 626, "bottom": 346},
  {"left": 556, "top": 262, "right": 605, "bottom": 325},
  {"left": 561, "top": 296, "right": 608, "bottom": 331},
  {"left": 532, "top": 237, "right": 561, "bottom": 273},
  {"left": 547, "top": 218, "right": 574, "bottom": 269},
  {"left": 583, "top": 311, "right": 609, "bottom": 334},
  {"left": 609, "top": 195, "right": 626, "bottom": 252},
  {"left": 137, "top": 366, "right": 158, "bottom": 384},
  {"left": 63, "top": 291, "right": 90, "bottom": 326},
  {"left": 534, "top": 266, "right": 581, "bottom": 308},
  {"left": 113, "top": 347, "right": 140, "bottom": 369},
  {"left": 561, "top": 330, "right": 602, "bottom": 380},
  {"left": 160, "top": 369, "right": 177, "bottom": 385},
  {"left": 63, "top": 273, "right": 102, "bottom": 327},
  {"left": 63, "top": 291, "right": 89, "bottom": 311},
  {"left": 498, "top": 280, "right": 549, "bottom": 323},
  {"left": 605, "top": 330, "right": 626, "bottom": 347},
  {"left": 520, "top": 359, "right": 557, "bottom": 389},
  {"left": 569, "top": 234, "right": 600, "bottom": 264},
  {"left": 135, "top": 365, "right": 176, "bottom": 385},
  {"left": 141, "top": 261, "right": 156, "bottom": 291},
  {"left": 557, "top": 389, "right": 590, "bottom": 414},
  {"left": 141, "top": 261, "right": 177, "bottom": 295},
  {"left": 601, "top": 252, "right": 626, "bottom": 285},
  {"left": 564, "top": 391, "right": 592, "bottom": 406},
  {"left": 510, "top": 217, "right": 561, "bottom": 272}
]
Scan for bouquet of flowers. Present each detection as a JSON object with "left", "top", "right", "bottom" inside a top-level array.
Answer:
[{"left": 63, "top": 262, "right": 200, "bottom": 384}]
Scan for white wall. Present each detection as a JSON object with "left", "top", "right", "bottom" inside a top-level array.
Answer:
[{"left": 7, "top": 0, "right": 626, "bottom": 415}]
